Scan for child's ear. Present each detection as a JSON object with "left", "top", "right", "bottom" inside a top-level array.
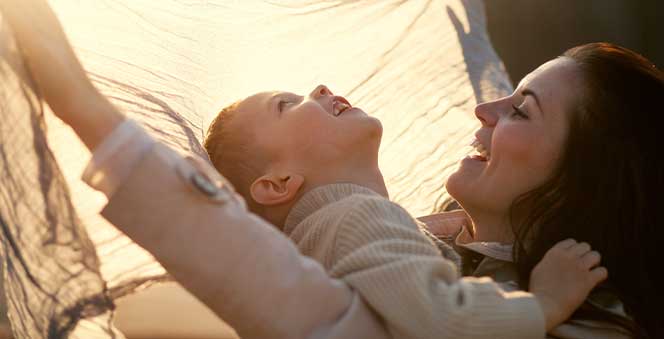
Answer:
[{"left": 249, "top": 173, "right": 305, "bottom": 206}]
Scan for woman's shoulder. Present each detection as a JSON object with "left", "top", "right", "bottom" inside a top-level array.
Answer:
[
  {"left": 551, "top": 287, "right": 633, "bottom": 338},
  {"left": 549, "top": 319, "right": 632, "bottom": 339}
]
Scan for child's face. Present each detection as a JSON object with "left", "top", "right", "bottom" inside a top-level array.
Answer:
[{"left": 234, "top": 84, "right": 382, "bottom": 175}]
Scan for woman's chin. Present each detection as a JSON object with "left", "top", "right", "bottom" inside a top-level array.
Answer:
[
  {"left": 446, "top": 164, "right": 483, "bottom": 206},
  {"left": 445, "top": 169, "right": 466, "bottom": 201}
]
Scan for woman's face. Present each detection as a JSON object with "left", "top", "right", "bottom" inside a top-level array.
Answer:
[{"left": 446, "top": 58, "right": 583, "bottom": 223}]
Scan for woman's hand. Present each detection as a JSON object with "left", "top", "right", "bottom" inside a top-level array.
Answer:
[
  {"left": 0, "top": 0, "right": 124, "bottom": 150},
  {"left": 529, "top": 239, "right": 608, "bottom": 332}
]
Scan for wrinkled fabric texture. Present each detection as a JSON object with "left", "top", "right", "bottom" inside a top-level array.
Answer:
[{"left": 0, "top": 0, "right": 512, "bottom": 337}]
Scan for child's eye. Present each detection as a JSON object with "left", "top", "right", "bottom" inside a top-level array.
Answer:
[
  {"left": 510, "top": 104, "right": 529, "bottom": 119},
  {"left": 278, "top": 100, "right": 291, "bottom": 112}
]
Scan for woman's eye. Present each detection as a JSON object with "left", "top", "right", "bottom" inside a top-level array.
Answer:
[{"left": 510, "top": 104, "right": 529, "bottom": 119}]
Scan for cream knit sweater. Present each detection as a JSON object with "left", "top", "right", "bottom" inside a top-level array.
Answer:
[
  {"left": 85, "top": 120, "right": 545, "bottom": 338},
  {"left": 284, "top": 183, "right": 546, "bottom": 339}
]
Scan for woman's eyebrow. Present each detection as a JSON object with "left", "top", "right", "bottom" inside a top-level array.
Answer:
[{"left": 522, "top": 89, "right": 542, "bottom": 111}]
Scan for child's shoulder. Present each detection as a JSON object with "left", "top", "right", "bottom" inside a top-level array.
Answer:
[
  {"left": 332, "top": 193, "right": 428, "bottom": 246},
  {"left": 331, "top": 192, "right": 415, "bottom": 226}
]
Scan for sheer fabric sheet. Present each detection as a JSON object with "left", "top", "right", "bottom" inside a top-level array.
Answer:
[{"left": 0, "top": 0, "right": 512, "bottom": 337}]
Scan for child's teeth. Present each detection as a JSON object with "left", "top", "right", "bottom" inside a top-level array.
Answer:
[{"left": 334, "top": 103, "right": 349, "bottom": 116}]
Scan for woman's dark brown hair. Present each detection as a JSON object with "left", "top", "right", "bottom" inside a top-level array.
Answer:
[{"left": 510, "top": 43, "right": 664, "bottom": 338}]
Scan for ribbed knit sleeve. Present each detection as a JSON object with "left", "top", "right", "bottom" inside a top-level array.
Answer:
[{"left": 329, "top": 194, "right": 546, "bottom": 339}]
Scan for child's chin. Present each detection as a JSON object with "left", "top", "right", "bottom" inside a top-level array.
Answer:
[{"left": 359, "top": 115, "right": 383, "bottom": 138}]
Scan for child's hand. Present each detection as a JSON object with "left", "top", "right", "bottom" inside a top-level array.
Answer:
[
  {"left": 1, "top": 0, "right": 124, "bottom": 150},
  {"left": 1, "top": 0, "right": 94, "bottom": 111},
  {"left": 529, "top": 239, "right": 608, "bottom": 331}
]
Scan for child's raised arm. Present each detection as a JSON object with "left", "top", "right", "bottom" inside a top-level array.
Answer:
[
  {"left": 0, "top": 3, "right": 377, "bottom": 338},
  {"left": 529, "top": 239, "right": 608, "bottom": 331},
  {"left": 0, "top": 0, "right": 124, "bottom": 151}
]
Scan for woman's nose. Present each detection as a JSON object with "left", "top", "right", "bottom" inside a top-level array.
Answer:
[
  {"left": 310, "top": 84, "right": 333, "bottom": 99},
  {"left": 474, "top": 100, "right": 499, "bottom": 127}
]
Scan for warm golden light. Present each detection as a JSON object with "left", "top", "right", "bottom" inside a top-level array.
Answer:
[{"left": 4, "top": 1, "right": 512, "bottom": 337}]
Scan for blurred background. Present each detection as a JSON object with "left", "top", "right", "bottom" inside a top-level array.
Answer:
[{"left": 485, "top": 0, "right": 663, "bottom": 84}]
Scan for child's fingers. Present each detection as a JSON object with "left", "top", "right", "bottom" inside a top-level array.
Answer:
[
  {"left": 570, "top": 242, "right": 591, "bottom": 257},
  {"left": 580, "top": 250, "right": 601, "bottom": 269},
  {"left": 553, "top": 238, "right": 577, "bottom": 250},
  {"left": 590, "top": 266, "right": 608, "bottom": 284}
]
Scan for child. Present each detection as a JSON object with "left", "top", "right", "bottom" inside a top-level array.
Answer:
[
  {"left": 201, "top": 87, "right": 608, "bottom": 337},
  {"left": 1, "top": 1, "right": 607, "bottom": 338}
]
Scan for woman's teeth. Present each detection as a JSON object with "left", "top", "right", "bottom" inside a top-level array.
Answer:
[
  {"left": 334, "top": 102, "right": 350, "bottom": 116},
  {"left": 470, "top": 139, "right": 490, "bottom": 160}
]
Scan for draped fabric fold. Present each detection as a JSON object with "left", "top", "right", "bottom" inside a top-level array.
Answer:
[{"left": 0, "top": 0, "right": 512, "bottom": 337}]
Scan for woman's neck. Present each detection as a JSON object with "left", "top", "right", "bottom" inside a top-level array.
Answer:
[{"left": 467, "top": 211, "right": 514, "bottom": 243}]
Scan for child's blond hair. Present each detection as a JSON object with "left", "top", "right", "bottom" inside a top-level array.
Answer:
[{"left": 204, "top": 100, "right": 267, "bottom": 213}]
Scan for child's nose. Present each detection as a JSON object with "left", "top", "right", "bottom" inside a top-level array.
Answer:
[{"left": 310, "top": 84, "right": 333, "bottom": 99}]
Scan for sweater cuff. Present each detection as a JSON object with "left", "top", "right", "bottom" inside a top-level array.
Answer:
[
  {"left": 82, "top": 119, "right": 155, "bottom": 197},
  {"left": 500, "top": 289, "right": 547, "bottom": 337}
]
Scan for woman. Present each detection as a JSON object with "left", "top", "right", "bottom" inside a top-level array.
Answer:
[{"left": 441, "top": 43, "right": 663, "bottom": 338}]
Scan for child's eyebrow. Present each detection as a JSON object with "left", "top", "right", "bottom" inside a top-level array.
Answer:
[{"left": 269, "top": 94, "right": 282, "bottom": 117}]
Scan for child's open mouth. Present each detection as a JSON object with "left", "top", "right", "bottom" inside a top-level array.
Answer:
[{"left": 333, "top": 96, "right": 352, "bottom": 116}]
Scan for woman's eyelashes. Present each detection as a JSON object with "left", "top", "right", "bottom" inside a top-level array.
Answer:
[{"left": 510, "top": 104, "right": 529, "bottom": 120}]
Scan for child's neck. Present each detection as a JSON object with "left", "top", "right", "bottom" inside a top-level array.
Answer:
[
  {"left": 308, "top": 164, "right": 389, "bottom": 199},
  {"left": 265, "top": 166, "right": 388, "bottom": 230}
]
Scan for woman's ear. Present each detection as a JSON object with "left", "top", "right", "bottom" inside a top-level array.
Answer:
[{"left": 249, "top": 173, "right": 305, "bottom": 206}]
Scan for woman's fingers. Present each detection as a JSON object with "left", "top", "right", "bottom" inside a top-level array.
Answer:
[{"left": 580, "top": 250, "right": 601, "bottom": 269}]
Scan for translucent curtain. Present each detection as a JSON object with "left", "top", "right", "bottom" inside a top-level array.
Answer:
[{"left": 0, "top": 0, "right": 512, "bottom": 337}]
